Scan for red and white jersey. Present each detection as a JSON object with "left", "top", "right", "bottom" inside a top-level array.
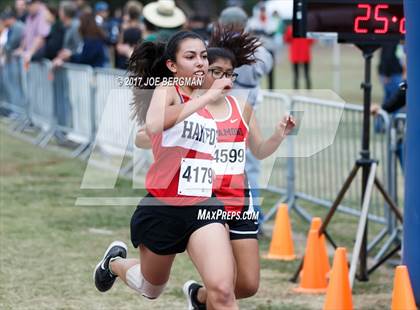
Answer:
[
  {"left": 146, "top": 86, "right": 217, "bottom": 206},
  {"left": 212, "top": 95, "right": 249, "bottom": 212}
]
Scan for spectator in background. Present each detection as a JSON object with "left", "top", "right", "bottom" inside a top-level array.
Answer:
[
  {"left": 108, "top": 7, "right": 122, "bottom": 46},
  {"left": 72, "top": 0, "right": 90, "bottom": 16},
  {"left": 15, "top": 0, "right": 27, "bottom": 22},
  {"left": 272, "top": 11, "right": 285, "bottom": 63},
  {"left": 140, "top": 14, "right": 157, "bottom": 42},
  {"left": 70, "top": 12, "right": 106, "bottom": 67},
  {"left": 50, "top": 2, "right": 82, "bottom": 142},
  {"left": 141, "top": 0, "right": 186, "bottom": 42},
  {"left": 248, "top": 2, "right": 278, "bottom": 89},
  {"left": 219, "top": 6, "right": 274, "bottom": 227},
  {"left": 43, "top": 5, "right": 65, "bottom": 60},
  {"left": 94, "top": 1, "right": 109, "bottom": 27},
  {"left": 115, "top": 1, "right": 142, "bottom": 69},
  {"left": 1, "top": 9, "right": 25, "bottom": 116},
  {"left": 372, "top": 44, "right": 406, "bottom": 169},
  {"left": 94, "top": 1, "right": 118, "bottom": 45},
  {"left": 1, "top": 9, "right": 25, "bottom": 59},
  {"left": 112, "top": 7, "right": 123, "bottom": 26},
  {"left": 51, "top": 1, "right": 82, "bottom": 67},
  {"left": 249, "top": 2, "right": 278, "bottom": 51},
  {"left": 0, "top": 19, "right": 7, "bottom": 114},
  {"left": 374, "top": 43, "right": 404, "bottom": 133},
  {"left": 0, "top": 17, "right": 8, "bottom": 63},
  {"left": 378, "top": 43, "right": 404, "bottom": 105},
  {"left": 284, "top": 24, "right": 314, "bottom": 89},
  {"left": 187, "top": 14, "right": 210, "bottom": 41},
  {"left": 372, "top": 80, "right": 407, "bottom": 170},
  {"left": 372, "top": 80, "right": 407, "bottom": 115},
  {"left": 17, "top": 0, "right": 51, "bottom": 66}
]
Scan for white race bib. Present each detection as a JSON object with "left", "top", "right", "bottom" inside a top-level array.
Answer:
[
  {"left": 213, "top": 142, "right": 246, "bottom": 175},
  {"left": 178, "top": 158, "right": 213, "bottom": 197}
]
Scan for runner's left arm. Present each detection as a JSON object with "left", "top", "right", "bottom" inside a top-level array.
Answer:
[{"left": 242, "top": 102, "right": 295, "bottom": 159}]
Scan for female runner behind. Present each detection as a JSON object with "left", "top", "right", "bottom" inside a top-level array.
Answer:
[
  {"left": 182, "top": 25, "right": 296, "bottom": 310},
  {"left": 93, "top": 31, "right": 239, "bottom": 310},
  {"left": 135, "top": 25, "right": 296, "bottom": 309}
]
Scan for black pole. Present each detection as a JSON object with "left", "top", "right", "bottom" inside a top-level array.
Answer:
[
  {"left": 268, "top": 49, "right": 275, "bottom": 90},
  {"left": 357, "top": 45, "right": 380, "bottom": 281}
]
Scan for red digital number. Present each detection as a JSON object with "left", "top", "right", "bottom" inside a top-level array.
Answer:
[
  {"left": 354, "top": 4, "right": 371, "bottom": 34},
  {"left": 400, "top": 17, "right": 406, "bottom": 34},
  {"left": 374, "top": 4, "right": 389, "bottom": 34}
]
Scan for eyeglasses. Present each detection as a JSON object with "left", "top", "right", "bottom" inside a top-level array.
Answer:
[{"left": 208, "top": 69, "right": 238, "bottom": 81}]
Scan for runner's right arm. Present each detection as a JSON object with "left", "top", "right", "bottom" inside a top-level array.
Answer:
[
  {"left": 146, "top": 79, "right": 232, "bottom": 134},
  {"left": 135, "top": 127, "right": 152, "bottom": 149}
]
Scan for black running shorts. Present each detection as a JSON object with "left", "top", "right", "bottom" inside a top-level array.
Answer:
[
  {"left": 227, "top": 188, "right": 259, "bottom": 240},
  {"left": 131, "top": 193, "right": 225, "bottom": 255}
]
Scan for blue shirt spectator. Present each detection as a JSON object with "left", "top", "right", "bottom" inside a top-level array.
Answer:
[
  {"left": 70, "top": 12, "right": 106, "bottom": 67},
  {"left": 1, "top": 9, "right": 25, "bottom": 59},
  {"left": 71, "top": 37, "right": 106, "bottom": 67}
]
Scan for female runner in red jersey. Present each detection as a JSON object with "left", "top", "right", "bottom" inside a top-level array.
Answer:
[
  {"left": 181, "top": 26, "right": 296, "bottom": 309},
  {"left": 93, "top": 31, "right": 239, "bottom": 310},
  {"left": 135, "top": 26, "right": 296, "bottom": 309}
]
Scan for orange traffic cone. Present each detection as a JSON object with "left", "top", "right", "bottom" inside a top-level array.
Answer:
[
  {"left": 323, "top": 247, "right": 353, "bottom": 310},
  {"left": 265, "top": 204, "right": 296, "bottom": 260},
  {"left": 391, "top": 265, "right": 417, "bottom": 310},
  {"left": 310, "top": 217, "right": 330, "bottom": 278},
  {"left": 295, "top": 229, "right": 328, "bottom": 293}
]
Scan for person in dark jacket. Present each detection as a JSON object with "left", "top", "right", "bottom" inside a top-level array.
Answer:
[
  {"left": 374, "top": 43, "right": 404, "bottom": 133},
  {"left": 371, "top": 80, "right": 407, "bottom": 169},
  {"left": 378, "top": 43, "right": 404, "bottom": 105},
  {"left": 115, "top": 1, "right": 142, "bottom": 69},
  {"left": 371, "top": 80, "right": 406, "bottom": 114},
  {"left": 70, "top": 12, "right": 106, "bottom": 67},
  {"left": 43, "top": 5, "right": 65, "bottom": 60}
]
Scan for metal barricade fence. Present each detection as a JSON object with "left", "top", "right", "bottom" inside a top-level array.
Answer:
[
  {"left": 385, "top": 113, "right": 406, "bottom": 230},
  {"left": 26, "top": 59, "right": 55, "bottom": 145},
  {"left": 255, "top": 91, "right": 291, "bottom": 198},
  {"left": 94, "top": 68, "right": 134, "bottom": 154},
  {"left": 258, "top": 91, "right": 391, "bottom": 224},
  {"left": 93, "top": 68, "right": 152, "bottom": 176},
  {"left": 0, "top": 61, "right": 7, "bottom": 107},
  {"left": 388, "top": 113, "right": 406, "bottom": 202},
  {"left": 56, "top": 63, "right": 95, "bottom": 148},
  {"left": 0, "top": 56, "right": 27, "bottom": 116}
]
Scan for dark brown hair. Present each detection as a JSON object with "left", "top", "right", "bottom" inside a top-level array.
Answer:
[
  {"left": 208, "top": 23, "right": 260, "bottom": 68},
  {"left": 79, "top": 12, "right": 106, "bottom": 40}
]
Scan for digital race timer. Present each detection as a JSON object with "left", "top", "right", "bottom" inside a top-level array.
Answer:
[{"left": 293, "top": 0, "right": 405, "bottom": 43}]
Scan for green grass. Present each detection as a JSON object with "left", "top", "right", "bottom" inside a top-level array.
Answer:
[{"left": 0, "top": 123, "right": 396, "bottom": 310}]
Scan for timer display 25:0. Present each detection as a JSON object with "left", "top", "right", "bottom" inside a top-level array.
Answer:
[
  {"left": 301, "top": 0, "right": 405, "bottom": 42},
  {"left": 354, "top": 3, "right": 405, "bottom": 34}
]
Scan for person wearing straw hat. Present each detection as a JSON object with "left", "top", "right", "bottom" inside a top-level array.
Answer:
[{"left": 141, "top": 0, "right": 186, "bottom": 42}]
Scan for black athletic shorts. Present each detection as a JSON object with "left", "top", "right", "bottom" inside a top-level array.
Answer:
[
  {"left": 130, "top": 193, "right": 225, "bottom": 255},
  {"left": 227, "top": 188, "right": 260, "bottom": 240}
]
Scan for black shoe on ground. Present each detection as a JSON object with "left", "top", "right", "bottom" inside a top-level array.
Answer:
[
  {"left": 93, "top": 241, "right": 127, "bottom": 292},
  {"left": 183, "top": 280, "right": 206, "bottom": 310}
]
